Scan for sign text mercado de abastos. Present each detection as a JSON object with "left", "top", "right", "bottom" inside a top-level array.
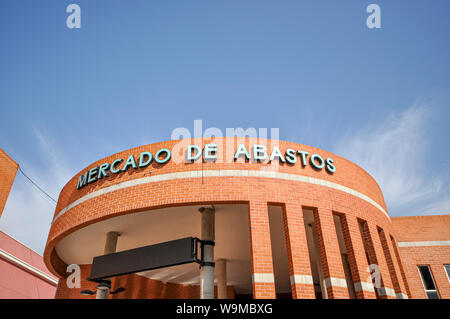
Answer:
[{"left": 76, "top": 144, "right": 336, "bottom": 190}]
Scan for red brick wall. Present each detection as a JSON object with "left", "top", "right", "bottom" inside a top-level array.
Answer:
[
  {"left": 44, "top": 138, "right": 405, "bottom": 299},
  {"left": 391, "top": 215, "right": 450, "bottom": 299},
  {"left": 50, "top": 138, "right": 388, "bottom": 219},
  {"left": 54, "top": 264, "right": 235, "bottom": 299},
  {"left": 0, "top": 148, "right": 18, "bottom": 219},
  {"left": 391, "top": 215, "right": 450, "bottom": 242}
]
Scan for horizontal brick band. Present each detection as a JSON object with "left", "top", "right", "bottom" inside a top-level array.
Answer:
[
  {"left": 397, "top": 240, "right": 450, "bottom": 247},
  {"left": 53, "top": 169, "right": 389, "bottom": 223},
  {"left": 290, "top": 274, "right": 314, "bottom": 285},
  {"left": 396, "top": 292, "right": 409, "bottom": 299},
  {"left": 377, "top": 286, "right": 397, "bottom": 298},
  {"left": 252, "top": 273, "right": 275, "bottom": 284},
  {"left": 354, "top": 281, "right": 375, "bottom": 293},
  {"left": 324, "top": 277, "right": 348, "bottom": 288}
]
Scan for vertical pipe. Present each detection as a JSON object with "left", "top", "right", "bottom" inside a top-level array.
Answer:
[
  {"left": 217, "top": 258, "right": 227, "bottom": 299},
  {"left": 200, "top": 207, "right": 215, "bottom": 299},
  {"left": 96, "top": 231, "right": 120, "bottom": 299}
]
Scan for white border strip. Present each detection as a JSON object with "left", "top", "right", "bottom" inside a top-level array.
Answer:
[
  {"left": 290, "top": 274, "right": 314, "bottom": 285},
  {"left": 0, "top": 249, "right": 58, "bottom": 285},
  {"left": 397, "top": 240, "right": 450, "bottom": 248},
  {"left": 377, "top": 286, "right": 397, "bottom": 298},
  {"left": 53, "top": 169, "right": 389, "bottom": 223},
  {"left": 396, "top": 292, "right": 409, "bottom": 299},
  {"left": 253, "top": 273, "right": 275, "bottom": 284},
  {"left": 323, "top": 277, "right": 348, "bottom": 288},
  {"left": 354, "top": 281, "right": 375, "bottom": 293}
]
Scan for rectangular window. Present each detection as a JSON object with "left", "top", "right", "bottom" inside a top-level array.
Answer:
[
  {"left": 418, "top": 266, "right": 440, "bottom": 299},
  {"left": 444, "top": 265, "right": 450, "bottom": 283}
]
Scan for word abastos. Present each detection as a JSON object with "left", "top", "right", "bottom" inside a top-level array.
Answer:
[{"left": 76, "top": 144, "right": 336, "bottom": 189}]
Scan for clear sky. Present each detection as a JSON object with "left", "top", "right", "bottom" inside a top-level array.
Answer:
[{"left": 0, "top": 1, "right": 449, "bottom": 253}]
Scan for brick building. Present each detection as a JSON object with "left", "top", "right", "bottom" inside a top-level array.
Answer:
[
  {"left": 391, "top": 215, "right": 450, "bottom": 299},
  {"left": 0, "top": 148, "right": 58, "bottom": 298},
  {"left": 0, "top": 231, "right": 58, "bottom": 298},
  {"left": 4, "top": 139, "right": 450, "bottom": 299},
  {"left": 0, "top": 148, "right": 18, "bottom": 220}
]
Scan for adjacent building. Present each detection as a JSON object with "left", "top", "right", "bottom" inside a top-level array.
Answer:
[
  {"left": 0, "top": 148, "right": 58, "bottom": 298},
  {"left": 391, "top": 215, "right": 450, "bottom": 299}
]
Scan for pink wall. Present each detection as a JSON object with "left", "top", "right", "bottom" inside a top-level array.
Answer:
[{"left": 0, "top": 231, "right": 57, "bottom": 299}]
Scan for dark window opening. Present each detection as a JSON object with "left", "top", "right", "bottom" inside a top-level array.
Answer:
[{"left": 418, "top": 265, "right": 439, "bottom": 299}]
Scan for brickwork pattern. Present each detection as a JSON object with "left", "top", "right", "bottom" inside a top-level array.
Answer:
[
  {"left": 44, "top": 138, "right": 407, "bottom": 299},
  {"left": 391, "top": 216, "right": 450, "bottom": 299},
  {"left": 0, "top": 148, "right": 18, "bottom": 218}
]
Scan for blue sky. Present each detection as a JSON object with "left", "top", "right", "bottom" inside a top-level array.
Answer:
[{"left": 0, "top": 1, "right": 449, "bottom": 253}]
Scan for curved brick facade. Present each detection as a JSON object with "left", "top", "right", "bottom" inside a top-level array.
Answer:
[{"left": 44, "top": 138, "right": 410, "bottom": 299}]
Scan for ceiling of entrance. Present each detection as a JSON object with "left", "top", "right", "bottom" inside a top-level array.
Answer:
[
  {"left": 55, "top": 204, "right": 320, "bottom": 295},
  {"left": 56, "top": 204, "right": 255, "bottom": 293}
]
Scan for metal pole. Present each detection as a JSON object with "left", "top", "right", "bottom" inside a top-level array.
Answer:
[
  {"left": 95, "top": 281, "right": 111, "bottom": 299},
  {"left": 96, "top": 231, "right": 120, "bottom": 299},
  {"left": 216, "top": 258, "right": 227, "bottom": 299},
  {"left": 199, "top": 207, "right": 215, "bottom": 299}
]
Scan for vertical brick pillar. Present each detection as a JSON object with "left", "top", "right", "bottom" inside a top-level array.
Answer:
[
  {"left": 248, "top": 200, "right": 276, "bottom": 299},
  {"left": 367, "top": 223, "right": 396, "bottom": 299},
  {"left": 313, "top": 207, "right": 349, "bottom": 299},
  {"left": 389, "top": 235, "right": 411, "bottom": 298},
  {"left": 0, "top": 148, "right": 18, "bottom": 218},
  {"left": 359, "top": 221, "right": 392, "bottom": 299},
  {"left": 378, "top": 228, "right": 403, "bottom": 298},
  {"left": 339, "top": 215, "right": 376, "bottom": 299},
  {"left": 282, "top": 203, "right": 315, "bottom": 299}
]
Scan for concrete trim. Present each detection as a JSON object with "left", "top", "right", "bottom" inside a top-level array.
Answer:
[
  {"left": 252, "top": 273, "right": 275, "bottom": 284},
  {"left": 377, "top": 286, "right": 397, "bottom": 298},
  {"left": 323, "top": 277, "right": 348, "bottom": 288},
  {"left": 354, "top": 281, "right": 375, "bottom": 293},
  {"left": 53, "top": 169, "right": 389, "bottom": 223},
  {"left": 397, "top": 240, "right": 450, "bottom": 248},
  {"left": 290, "top": 274, "right": 314, "bottom": 285},
  {"left": 0, "top": 249, "right": 58, "bottom": 285},
  {"left": 396, "top": 292, "right": 409, "bottom": 299}
]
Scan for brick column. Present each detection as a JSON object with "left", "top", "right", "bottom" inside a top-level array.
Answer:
[
  {"left": 339, "top": 215, "right": 376, "bottom": 299},
  {"left": 248, "top": 201, "right": 276, "bottom": 299},
  {"left": 282, "top": 203, "right": 315, "bottom": 299},
  {"left": 389, "top": 235, "right": 411, "bottom": 298},
  {"left": 313, "top": 207, "right": 349, "bottom": 299},
  {"left": 366, "top": 223, "right": 396, "bottom": 299},
  {"left": 0, "top": 148, "right": 18, "bottom": 218},
  {"left": 378, "top": 228, "right": 403, "bottom": 298},
  {"left": 384, "top": 232, "right": 409, "bottom": 299}
]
